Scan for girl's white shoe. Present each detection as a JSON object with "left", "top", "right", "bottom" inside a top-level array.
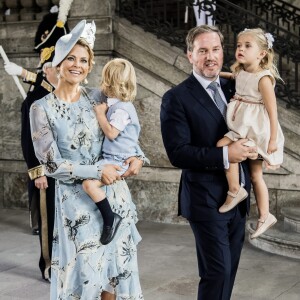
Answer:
[
  {"left": 219, "top": 186, "right": 248, "bottom": 213},
  {"left": 250, "top": 213, "right": 277, "bottom": 239}
]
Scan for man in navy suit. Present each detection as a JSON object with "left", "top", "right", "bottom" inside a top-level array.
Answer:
[{"left": 160, "top": 25, "right": 257, "bottom": 300}]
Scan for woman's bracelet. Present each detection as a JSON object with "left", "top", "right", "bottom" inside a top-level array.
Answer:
[
  {"left": 97, "top": 166, "right": 103, "bottom": 180},
  {"left": 136, "top": 155, "right": 150, "bottom": 166}
]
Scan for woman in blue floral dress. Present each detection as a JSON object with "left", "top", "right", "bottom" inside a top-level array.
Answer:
[{"left": 30, "top": 20, "right": 144, "bottom": 300}]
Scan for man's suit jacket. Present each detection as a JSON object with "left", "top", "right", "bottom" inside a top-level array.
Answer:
[{"left": 160, "top": 74, "right": 251, "bottom": 221}]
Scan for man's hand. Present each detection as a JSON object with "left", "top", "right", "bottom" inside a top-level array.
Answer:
[
  {"left": 228, "top": 139, "right": 258, "bottom": 163},
  {"left": 101, "top": 164, "right": 122, "bottom": 185},
  {"left": 122, "top": 157, "right": 143, "bottom": 178},
  {"left": 4, "top": 61, "right": 23, "bottom": 76},
  {"left": 34, "top": 176, "right": 48, "bottom": 189}
]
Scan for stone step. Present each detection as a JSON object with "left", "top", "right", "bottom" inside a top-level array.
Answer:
[
  {"left": 281, "top": 207, "right": 300, "bottom": 233},
  {"left": 246, "top": 219, "right": 300, "bottom": 260}
]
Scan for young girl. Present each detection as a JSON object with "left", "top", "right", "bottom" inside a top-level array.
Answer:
[
  {"left": 217, "top": 28, "right": 284, "bottom": 239},
  {"left": 82, "top": 58, "right": 147, "bottom": 245}
]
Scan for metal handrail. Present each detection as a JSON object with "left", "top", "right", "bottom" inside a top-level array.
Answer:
[
  {"left": 241, "top": 0, "right": 300, "bottom": 35},
  {"left": 117, "top": 0, "right": 300, "bottom": 109}
]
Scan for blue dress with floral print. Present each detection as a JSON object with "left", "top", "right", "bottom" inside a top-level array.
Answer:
[{"left": 30, "top": 87, "right": 144, "bottom": 300}]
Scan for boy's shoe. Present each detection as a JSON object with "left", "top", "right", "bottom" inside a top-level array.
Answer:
[
  {"left": 250, "top": 213, "right": 277, "bottom": 239},
  {"left": 219, "top": 186, "right": 248, "bottom": 213},
  {"left": 100, "top": 213, "right": 122, "bottom": 245}
]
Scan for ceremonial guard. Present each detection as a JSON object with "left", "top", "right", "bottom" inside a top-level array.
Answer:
[{"left": 4, "top": 5, "right": 71, "bottom": 281}]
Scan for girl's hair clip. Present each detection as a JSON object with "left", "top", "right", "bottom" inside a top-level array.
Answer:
[{"left": 264, "top": 32, "right": 274, "bottom": 49}]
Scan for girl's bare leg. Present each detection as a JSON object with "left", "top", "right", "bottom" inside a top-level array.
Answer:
[
  {"left": 249, "top": 159, "right": 269, "bottom": 227},
  {"left": 101, "top": 291, "right": 116, "bottom": 300},
  {"left": 217, "top": 137, "right": 240, "bottom": 205}
]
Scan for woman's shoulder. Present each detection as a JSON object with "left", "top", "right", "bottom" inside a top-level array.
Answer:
[
  {"left": 31, "top": 93, "right": 54, "bottom": 109},
  {"left": 83, "top": 87, "right": 107, "bottom": 104}
]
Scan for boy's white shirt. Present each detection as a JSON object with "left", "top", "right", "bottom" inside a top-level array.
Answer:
[{"left": 107, "top": 98, "right": 131, "bottom": 132}]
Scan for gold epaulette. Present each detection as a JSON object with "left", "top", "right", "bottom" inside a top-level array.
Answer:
[
  {"left": 25, "top": 71, "right": 37, "bottom": 83},
  {"left": 40, "top": 46, "right": 55, "bottom": 64},
  {"left": 28, "top": 165, "right": 45, "bottom": 180},
  {"left": 41, "top": 80, "right": 54, "bottom": 93}
]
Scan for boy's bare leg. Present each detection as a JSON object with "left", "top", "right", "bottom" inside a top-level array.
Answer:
[
  {"left": 83, "top": 179, "right": 122, "bottom": 245},
  {"left": 83, "top": 179, "right": 114, "bottom": 233},
  {"left": 82, "top": 179, "right": 105, "bottom": 202}
]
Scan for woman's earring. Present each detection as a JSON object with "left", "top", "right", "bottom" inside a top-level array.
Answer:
[{"left": 56, "top": 68, "right": 61, "bottom": 79}]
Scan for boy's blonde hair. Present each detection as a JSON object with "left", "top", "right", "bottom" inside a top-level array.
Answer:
[
  {"left": 231, "top": 28, "right": 282, "bottom": 81},
  {"left": 100, "top": 58, "right": 137, "bottom": 102}
]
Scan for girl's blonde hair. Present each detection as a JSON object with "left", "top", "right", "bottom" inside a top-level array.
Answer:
[
  {"left": 100, "top": 58, "right": 137, "bottom": 102},
  {"left": 231, "top": 28, "right": 282, "bottom": 81}
]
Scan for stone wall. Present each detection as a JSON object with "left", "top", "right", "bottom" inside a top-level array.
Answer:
[
  {"left": 0, "top": 0, "right": 300, "bottom": 224},
  {"left": 113, "top": 17, "right": 300, "bottom": 224}
]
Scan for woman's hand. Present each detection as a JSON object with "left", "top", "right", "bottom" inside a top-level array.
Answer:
[
  {"left": 101, "top": 164, "right": 122, "bottom": 185},
  {"left": 122, "top": 157, "right": 143, "bottom": 178},
  {"left": 34, "top": 176, "right": 48, "bottom": 189}
]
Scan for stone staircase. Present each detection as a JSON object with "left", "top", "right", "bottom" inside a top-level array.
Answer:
[
  {"left": 245, "top": 101, "right": 300, "bottom": 259},
  {"left": 114, "top": 17, "right": 300, "bottom": 257},
  {"left": 247, "top": 208, "right": 300, "bottom": 259}
]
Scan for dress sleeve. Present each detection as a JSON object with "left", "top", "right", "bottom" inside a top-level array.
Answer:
[
  {"left": 30, "top": 102, "right": 101, "bottom": 183},
  {"left": 258, "top": 70, "right": 275, "bottom": 86}
]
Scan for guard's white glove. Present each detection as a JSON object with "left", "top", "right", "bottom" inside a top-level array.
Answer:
[{"left": 4, "top": 61, "right": 23, "bottom": 76}]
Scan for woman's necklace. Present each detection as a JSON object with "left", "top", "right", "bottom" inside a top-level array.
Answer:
[{"left": 53, "top": 87, "right": 81, "bottom": 103}]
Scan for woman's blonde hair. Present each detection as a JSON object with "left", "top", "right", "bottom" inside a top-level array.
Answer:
[
  {"left": 76, "top": 37, "right": 95, "bottom": 72},
  {"left": 231, "top": 28, "right": 282, "bottom": 81},
  {"left": 100, "top": 58, "right": 137, "bottom": 102}
]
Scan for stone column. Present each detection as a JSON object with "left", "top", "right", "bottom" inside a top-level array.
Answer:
[
  {"left": 35, "top": 0, "right": 51, "bottom": 20},
  {"left": 0, "top": 0, "right": 6, "bottom": 21},
  {"left": 70, "top": 0, "right": 116, "bottom": 17},
  {"left": 4, "top": 0, "right": 21, "bottom": 21},
  {"left": 20, "top": 0, "right": 36, "bottom": 20}
]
